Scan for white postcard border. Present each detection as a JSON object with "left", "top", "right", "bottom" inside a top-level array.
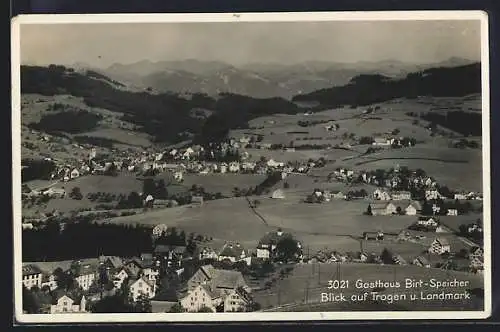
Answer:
[{"left": 11, "top": 10, "right": 492, "bottom": 323}]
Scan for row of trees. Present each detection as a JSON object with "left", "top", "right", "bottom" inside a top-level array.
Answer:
[{"left": 23, "top": 220, "right": 153, "bottom": 261}]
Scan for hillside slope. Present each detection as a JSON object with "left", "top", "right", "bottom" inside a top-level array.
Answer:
[{"left": 292, "top": 63, "right": 481, "bottom": 107}]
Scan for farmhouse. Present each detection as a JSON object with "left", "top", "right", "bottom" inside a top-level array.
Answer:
[
  {"left": 391, "top": 191, "right": 411, "bottom": 201},
  {"left": 454, "top": 193, "right": 468, "bottom": 200},
  {"left": 372, "top": 137, "right": 391, "bottom": 146},
  {"left": 50, "top": 292, "right": 87, "bottom": 314},
  {"left": 43, "top": 187, "right": 66, "bottom": 198},
  {"left": 369, "top": 202, "right": 397, "bottom": 216},
  {"left": 428, "top": 237, "right": 451, "bottom": 255},
  {"left": 187, "top": 264, "right": 249, "bottom": 296},
  {"left": 392, "top": 254, "right": 407, "bottom": 265},
  {"left": 218, "top": 243, "right": 250, "bottom": 265},
  {"left": 271, "top": 189, "right": 285, "bottom": 199},
  {"left": 152, "top": 224, "right": 169, "bottom": 238},
  {"left": 404, "top": 201, "right": 420, "bottom": 216},
  {"left": 417, "top": 217, "right": 438, "bottom": 227},
  {"left": 447, "top": 209, "right": 458, "bottom": 216},
  {"left": 363, "top": 231, "right": 384, "bottom": 241},
  {"left": 412, "top": 256, "right": 431, "bottom": 268},
  {"left": 180, "top": 284, "right": 220, "bottom": 312},
  {"left": 256, "top": 229, "right": 287, "bottom": 259},
  {"left": 128, "top": 276, "right": 156, "bottom": 302},
  {"left": 22, "top": 264, "right": 42, "bottom": 290}
]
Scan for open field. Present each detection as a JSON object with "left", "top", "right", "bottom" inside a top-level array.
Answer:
[
  {"left": 52, "top": 175, "right": 144, "bottom": 195},
  {"left": 255, "top": 197, "right": 416, "bottom": 236},
  {"left": 180, "top": 173, "right": 267, "bottom": 196},
  {"left": 102, "top": 197, "right": 272, "bottom": 246},
  {"left": 438, "top": 213, "right": 484, "bottom": 233},
  {"left": 253, "top": 262, "right": 484, "bottom": 311}
]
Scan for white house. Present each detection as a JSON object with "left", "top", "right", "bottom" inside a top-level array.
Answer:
[
  {"left": 180, "top": 284, "right": 219, "bottom": 312},
  {"left": 70, "top": 168, "right": 80, "bottom": 179},
  {"left": 22, "top": 264, "right": 42, "bottom": 290},
  {"left": 405, "top": 204, "right": 417, "bottom": 216},
  {"left": 41, "top": 273, "right": 58, "bottom": 291},
  {"left": 113, "top": 268, "right": 129, "bottom": 289},
  {"left": 447, "top": 209, "right": 458, "bottom": 216},
  {"left": 74, "top": 264, "right": 97, "bottom": 291},
  {"left": 223, "top": 287, "right": 252, "bottom": 312},
  {"left": 128, "top": 276, "right": 156, "bottom": 302},
  {"left": 271, "top": 189, "right": 285, "bottom": 199},
  {"left": 428, "top": 238, "right": 451, "bottom": 255},
  {"left": 50, "top": 294, "right": 87, "bottom": 314}
]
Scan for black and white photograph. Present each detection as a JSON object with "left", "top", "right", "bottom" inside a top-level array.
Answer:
[{"left": 12, "top": 11, "right": 491, "bottom": 323}]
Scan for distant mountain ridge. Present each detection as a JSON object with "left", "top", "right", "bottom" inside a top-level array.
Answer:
[
  {"left": 88, "top": 57, "right": 477, "bottom": 99},
  {"left": 20, "top": 61, "right": 481, "bottom": 146}
]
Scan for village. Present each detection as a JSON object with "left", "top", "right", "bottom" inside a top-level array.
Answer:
[{"left": 21, "top": 108, "right": 485, "bottom": 314}]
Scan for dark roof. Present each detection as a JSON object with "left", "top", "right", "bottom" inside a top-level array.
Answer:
[
  {"left": 414, "top": 256, "right": 430, "bottom": 265},
  {"left": 218, "top": 243, "right": 246, "bottom": 258},
  {"left": 22, "top": 264, "right": 42, "bottom": 276}
]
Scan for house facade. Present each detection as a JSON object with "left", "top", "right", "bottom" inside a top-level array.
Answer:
[
  {"left": 370, "top": 202, "right": 397, "bottom": 216},
  {"left": 428, "top": 238, "right": 451, "bottom": 255},
  {"left": 50, "top": 294, "right": 87, "bottom": 314},
  {"left": 180, "top": 284, "right": 219, "bottom": 312},
  {"left": 129, "top": 276, "right": 156, "bottom": 302},
  {"left": 22, "top": 264, "right": 43, "bottom": 290}
]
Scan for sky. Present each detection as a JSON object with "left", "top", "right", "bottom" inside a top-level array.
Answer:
[{"left": 19, "top": 20, "right": 482, "bottom": 68}]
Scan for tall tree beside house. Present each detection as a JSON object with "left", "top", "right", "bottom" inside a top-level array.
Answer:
[
  {"left": 133, "top": 294, "right": 152, "bottom": 313},
  {"left": 155, "top": 179, "right": 168, "bottom": 199},
  {"left": 380, "top": 248, "right": 393, "bottom": 265},
  {"left": 275, "top": 236, "right": 301, "bottom": 263},
  {"left": 53, "top": 267, "right": 77, "bottom": 291},
  {"left": 143, "top": 179, "right": 156, "bottom": 197}
]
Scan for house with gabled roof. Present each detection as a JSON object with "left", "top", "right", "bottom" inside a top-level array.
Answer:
[
  {"left": 180, "top": 284, "right": 220, "bottom": 312},
  {"left": 428, "top": 237, "right": 451, "bottom": 255},
  {"left": 187, "top": 264, "right": 249, "bottom": 295},
  {"left": 22, "top": 264, "right": 43, "bottom": 290},
  {"left": 50, "top": 291, "right": 87, "bottom": 314},
  {"left": 218, "top": 243, "right": 249, "bottom": 265},
  {"left": 412, "top": 256, "right": 431, "bottom": 268},
  {"left": 128, "top": 276, "right": 156, "bottom": 302},
  {"left": 369, "top": 202, "right": 397, "bottom": 216}
]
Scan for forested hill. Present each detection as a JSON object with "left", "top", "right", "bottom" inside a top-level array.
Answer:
[
  {"left": 291, "top": 63, "right": 482, "bottom": 107},
  {"left": 20, "top": 65, "right": 302, "bottom": 144}
]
